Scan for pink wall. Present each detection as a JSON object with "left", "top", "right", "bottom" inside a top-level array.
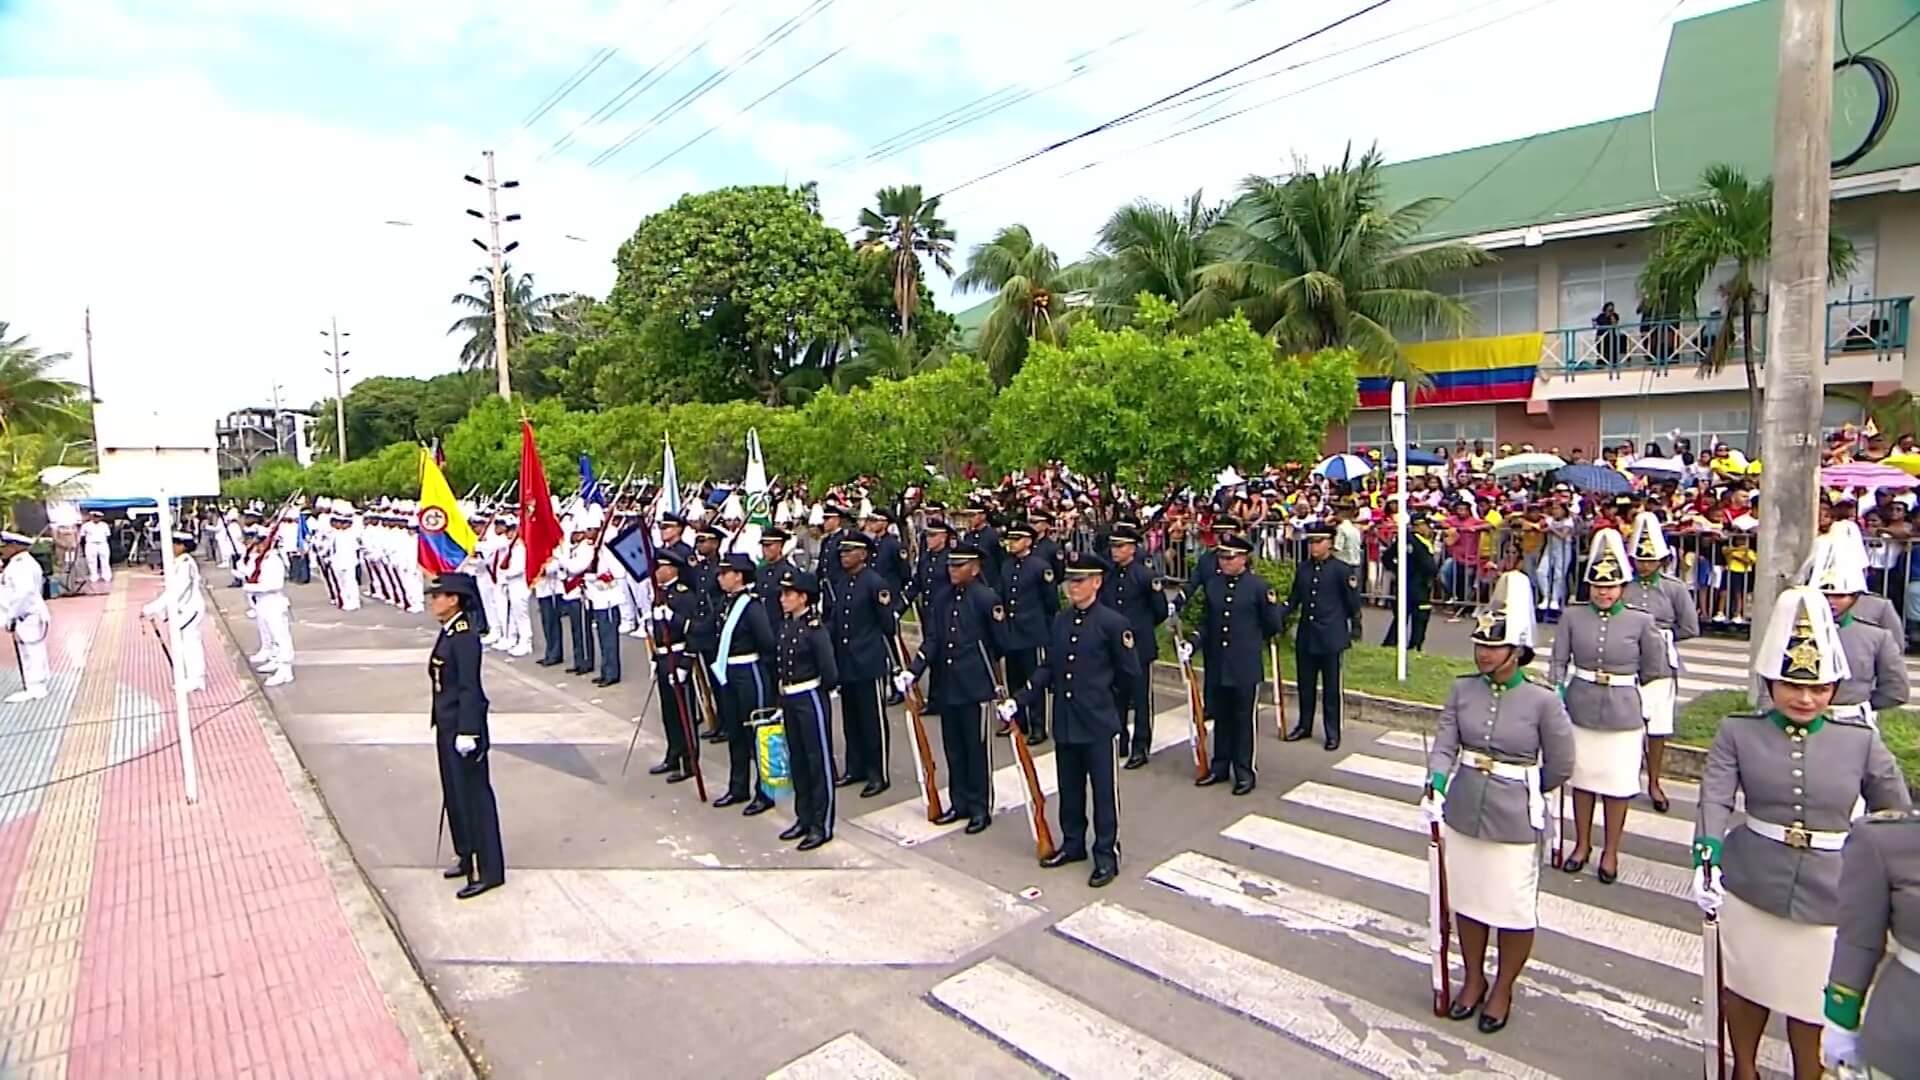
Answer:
[
  {"left": 1494, "top": 400, "right": 1601, "bottom": 457},
  {"left": 1321, "top": 420, "right": 1349, "bottom": 456}
]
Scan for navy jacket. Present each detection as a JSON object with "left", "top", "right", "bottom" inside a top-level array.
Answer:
[
  {"left": 870, "top": 533, "right": 910, "bottom": 595},
  {"left": 430, "top": 614, "right": 490, "bottom": 739},
  {"left": 828, "top": 566, "right": 904, "bottom": 681},
  {"left": 910, "top": 580, "right": 1007, "bottom": 708},
  {"left": 1000, "top": 551, "right": 1060, "bottom": 651},
  {"left": 778, "top": 610, "right": 838, "bottom": 692},
  {"left": 1016, "top": 603, "right": 1140, "bottom": 744},
  {"left": 1189, "top": 571, "right": 1285, "bottom": 689},
  {"left": 1099, "top": 557, "right": 1169, "bottom": 661},
  {"left": 1282, "top": 556, "right": 1363, "bottom": 654},
  {"left": 753, "top": 556, "right": 801, "bottom": 612},
  {"left": 908, "top": 545, "right": 951, "bottom": 616}
]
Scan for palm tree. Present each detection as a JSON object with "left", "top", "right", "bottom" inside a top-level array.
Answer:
[
  {"left": 1639, "top": 163, "right": 1854, "bottom": 452},
  {"left": 1196, "top": 145, "right": 1489, "bottom": 388},
  {"left": 446, "top": 265, "right": 568, "bottom": 373},
  {"left": 956, "top": 225, "right": 1084, "bottom": 383},
  {"left": 0, "top": 322, "right": 87, "bottom": 436},
  {"left": 1085, "top": 190, "right": 1223, "bottom": 328},
  {"left": 834, "top": 326, "right": 949, "bottom": 390},
  {"left": 857, "top": 185, "right": 956, "bottom": 341}
]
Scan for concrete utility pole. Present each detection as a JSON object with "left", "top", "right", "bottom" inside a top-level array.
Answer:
[
  {"left": 322, "top": 318, "right": 350, "bottom": 462},
  {"left": 269, "top": 382, "right": 286, "bottom": 455},
  {"left": 465, "top": 152, "right": 521, "bottom": 402},
  {"left": 1752, "top": 0, "right": 1835, "bottom": 673}
]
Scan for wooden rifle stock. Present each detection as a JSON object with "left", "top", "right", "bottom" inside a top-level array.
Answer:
[
  {"left": 1164, "top": 602, "right": 1210, "bottom": 781},
  {"left": 894, "top": 632, "right": 944, "bottom": 822},
  {"left": 247, "top": 489, "right": 303, "bottom": 584},
  {"left": 991, "top": 651, "right": 1056, "bottom": 863}
]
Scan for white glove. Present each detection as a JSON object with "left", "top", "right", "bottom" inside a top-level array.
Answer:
[
  {"left": 454, "top": 734, "right": 479, "bottom": 757},
  {"left": 651, "top": 605, "right": 671, "bottom": 623},
  {"left": 1821, "top": 1022, "right": 1861, "bottom": 1071},
  {"left": 1176, "top": 641, "right": 1194, "bottom": 665},
  {"left": 995, "top": 698, "right": 1019, "bottom": 722},
  {"left": 893, "top": 671, "right": 916, "bottom": 695},
  {"left": 1692, "top": 864, "right": 1724, "bottom": 918},
  {"left": 1419, "top": 789, "right": 1446, "bottom": 827}
]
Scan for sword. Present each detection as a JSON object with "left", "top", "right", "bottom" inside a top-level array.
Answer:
[
  {"left": 620, "top": 676, "right": 658, "bottom": 775},
  {"left": 434, "top": 803, "right": 446, "bottom": 867},
  {"left": 1421, "top": 729, "right": 1453, "bottom": 1018},
  {"left": 147, "top": 617, "right": 173, "bottom": 667}
]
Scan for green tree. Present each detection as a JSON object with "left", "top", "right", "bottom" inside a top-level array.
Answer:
[
  {"left": 0, "top": 321, "right": 87, "bottom": 436},
  {"left": 447, "top": 265, "right": 570, "bottom": 374},
  {"left": 1085, "top": 190, "right": 1222, "bottom": 328},
  {"left": 852, "top": 249, "right": 956, "bottom": 357},
  {"left": 1197, "top": 145, "right": 1488, "bottom": 388},
  {"left": 955, "top": 224, "right": 1085, "bottom": 384},
  {"left": 1639, "top": 163, "right": 1855, "bottom": 452},
  {"left": 308, "top": 372, "right": 489, "bottom": 459},
  {"left": 990, "top": 295, "right": 1358, "bottom": 489},
  {"left": 611, "top": 185, "right": 859, "bottom": 405},
  {"left": 800, "top": 358, "right": 993, "bottom": 494},
  {"left": 831, "top": 325, "right": 949, "bottom": 390},
  {"left": 857, "top": 184, "right": 956, "bottom": 342}
]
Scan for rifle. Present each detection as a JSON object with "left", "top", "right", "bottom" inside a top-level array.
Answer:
[
  {"left": 247, "top": 490, "right": 304, "bottom": 584},
  {"left": 986, "top": 642, "right": 1056, "bottom": 862},
  {"left": 894, "top": 631, "right": 944, "bottom": 822},
  {"left": 1421, "top": 730, "right": 1453, "bottom": 1019},
  {"left": 1163, "top": 597, "right": 1210, "bottom": 781}
]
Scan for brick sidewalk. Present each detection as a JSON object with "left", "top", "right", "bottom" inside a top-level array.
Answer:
[{"left": 0, "top": 575, "right": 421, "bottom": 1078}]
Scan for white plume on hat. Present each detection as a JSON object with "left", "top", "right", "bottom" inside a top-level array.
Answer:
[
  {"left": 1627, "top": 511, "right": 1670, "bottom": 562},
  {"left": 1754, "top": 586, "right": 1850, "bottom": 685}
]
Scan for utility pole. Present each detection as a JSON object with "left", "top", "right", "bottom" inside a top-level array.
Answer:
[
  {"left": 269, "top": 382, "right": 286, "bottom": 455},
  {"left": 322, "top": 318, "right": 350, "bottom": 462},
  {"left": 1752, "top": 0, "right": 1835, "bottom": 676},
  {"left": 465, "top": 152, "right": 521, "bottom": 401},
  {"left": 83, "top": 306, "right": 100, "bottom": 403}
]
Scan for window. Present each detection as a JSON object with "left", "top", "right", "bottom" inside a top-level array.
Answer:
[
  {"left": 1422, "top": 270, "right": 1538, "bottom": 340},
  {"left": 1347, "top": 418, "right": 1389, "bottom": 451},
  {"left": 1600, "top": 395, "right": 1864, "bottom": 457},
  {"left": 1559, "top": 256, "right": 1644, "bottom": 329},
  {"left": 1347, "top": 408, "right": 1495, "bottom": 452}
]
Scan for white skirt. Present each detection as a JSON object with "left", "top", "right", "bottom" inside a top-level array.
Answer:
[
  {"left": 1720, "top": 892, "right": 1835, "bottom": 1023},
  {"left": 1442, "top": 825, "right": 1540, "bottom": 931},
  {"left": 1570, "top": 725, "right": 1643, "bottom": 797},
  {"left": 1639, "top": 676, "right": 1676, "bottom": 737}
]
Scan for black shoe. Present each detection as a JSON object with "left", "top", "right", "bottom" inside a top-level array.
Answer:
[
  {"left": 1597, "top": 860, "right": 1618, "bottom": 885},
  {"left": 1088, "top": 866, "right": 1118, "bottom": 889},
  {"left": 743, "top": 796, "right": 775, "bottom": 816},
  {"left": 1123, "top": 751, "right": 1149, "bottom": 770},
  {"left": 964, "top": 816, "right": 991, "bottom": 834},
  {"left": 932, "top": 809, "right": 965, "bottom": 826},
  {"left": 779, "top": 823, "right": 808, "bottom": 841},
  {"left": 1648, "top": 787, "right": 1671, "bottom": 814},
  {"left": 860, "top": 782, "right": 887, "bottom": 798},
  {"left": 1231, "top": 779, "right": 1255, "bottom": 797},
  {"left": 536, "top": 658, "right": 561, "bottom": 667},
  {"left": 712, "top": 792, "right": 745, "bottom": 808},
  {"left": 441, "top": 861, "right": 471, "bottom": 880},
  {"left": 1447, "top": 988, "right": 1489, "bottom": 1022},
  {"left": 648, "top": 761, "right": 675, "bottom": 776},
  {"left": 797, "top": 831, "right": 830, "bottom": 851},
  {"left": 1195, "top": 773, "right": 1226, "bottom": 787},
  {"left": 455, "top": 880, "right": 500, "bottom": 900},
  {"left": 598, "top": 677, "right": 620, "bottom": 688},
  {"left": 1323, "top": 733, "right": 1342, "bottom": 752},
  {"left": 1561, "top": 854, "right": 1587, "bottom": 874},
  {"left": 1477, "top": 1010, "right": 1508, "bottom": 1034},
  {"left": 591, "top": 677, "right": 610, "bottom": 687},
  {"left": 1041, "top": 849, "right": 1088, "bottom": 869},
  {"left": 884, "top": 691, "right": 904, "bottom": 707},
  {"left": 1025, "top": 731, "right": 1048, "bottom": 747},
  {"left": 666, "top": 769, "right": 692, "bottom": 784},
  {"left": 835, "top": 775, "right": 865, "bottom": 789},
  {"left": 1283, "top": 726, "right": 1313, "bottom": 742},
  {"left": 703, "top": 730, "right": 728, "bottom": 743}
]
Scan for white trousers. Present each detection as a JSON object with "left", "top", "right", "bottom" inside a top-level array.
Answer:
[
  {"left": 619, "top": 577, "right": 650, "bottom": 631},
  {"left": 402, "top": 563, "right": 424, "bottom": 613},
  {"left": 253, "top": 596, "right": 295, "bottom": 669},
  {"left": 503, "top": 589, "right": 533, "bottom": 653},
  {"left": 337, "top": 563, "right": 361, "bottom": 610},
  {"left": 14, "top": 631, "right": 48, "bottom": 691},
  {"left": 85, "top": 545, "right": 111, "bottom": 583},
  {"left": 479, "top": 576, "right": 504, "bottom": 638},
  {"left": 174, "top": 615, "right": 206, "bottom": 689}
]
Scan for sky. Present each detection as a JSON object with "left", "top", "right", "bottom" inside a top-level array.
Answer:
[{"left": 0, "top": 0, "right": 1756, "bottom": 428}]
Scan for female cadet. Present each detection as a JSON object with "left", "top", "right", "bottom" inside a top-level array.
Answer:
[
  {"left": 1423, "top": 571, "right": 1575, "bottom": 1034},
  {"left": 1624, "top": 511, "right": 1698, "bottom": 812},
  {"left": 1693, "top": 586, "right": 1910, "bottom": 1079},
  {"left": 1549, "top": 529, "right": 1671, "bottom": 882},
  {"left": 1821, "top": 800, "right": 1920, "bottom": 1078}
]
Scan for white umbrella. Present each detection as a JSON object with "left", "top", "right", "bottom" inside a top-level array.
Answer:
[
  {"left": 1629, "top": 456, "right": 1687, "bottom": 477},
  {"left": 1491, "top": 452, "right": 1567, "bottom": 478},
  {"left": 1313, "top": 454, "right": 1372, "bottom": 481}
]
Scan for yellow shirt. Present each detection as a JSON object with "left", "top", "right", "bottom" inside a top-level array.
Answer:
[
  {"left": 1478, "top": 508, "right": 1504, "bottom": 559},
  {"left": 1725, "top": 542, "right": 1755, "bottom": 572}
]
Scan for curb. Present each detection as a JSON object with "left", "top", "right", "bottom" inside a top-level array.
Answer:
[{"left": 208, "top": 586, "right": 481, "bottom": 1080}]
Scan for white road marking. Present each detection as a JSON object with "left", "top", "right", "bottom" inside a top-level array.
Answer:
[
  {"left": 767, "top": 1034, "right": 915, "bottom": 1080},
  {"left": 299, "top": 647, "right": 429, "bottom": 665},
  {"left": 1222, "top": 814, "right": 1701, "bottom": 975},
  {"left": 296, "top": 711, "right": 632, "bottom": 745},
  {"left": 1144, "top": 851, "right": 1792, "bottom": 1076},
  {"left": 929, "top": 958, "right": 1225, "bottom": 1079},
  {"left": 1054, "top": 903, "right": 1559, "bottom": 1078}
]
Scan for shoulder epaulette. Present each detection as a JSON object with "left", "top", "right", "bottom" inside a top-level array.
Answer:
[{"left": 450, "top": 617, "right": 470, "bottom": 634}]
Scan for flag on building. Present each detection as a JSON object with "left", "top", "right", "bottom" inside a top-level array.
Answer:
[
  {"left": 416, "top": 447, "right": 478, "bottom": 575},
  {"left": 519, "top": 419, "right": 564, "bottom": 587},
  {"left": 579, "top": 453, "right": 607, "bottom": 506}
]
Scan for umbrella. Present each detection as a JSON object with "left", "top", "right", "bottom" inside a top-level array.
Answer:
[
  {"left": 1314, "top": 454, "right": 1372, "bottom": 482},
  {"left": 1557, "top": 463, "right": 1632, "bottom": 495},
  {"left": 1491, "top": 452, "right": 1566, "bottom": 478},
  {"left": 1820, "top": 462, "right": 1919, "bottom": 490},
  {"left": 1881, "top": 452, "right": 1920, "bottom": 476},
  {"left": 1629, "top": 456, "right": 1687, "bottom": 478},
  {"left": 1384, "top": 448, "right": 1444, "bottom": 466}
]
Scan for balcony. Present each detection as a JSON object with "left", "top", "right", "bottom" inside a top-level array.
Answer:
[{"left": 1537, "top": 296, "right": 1910, "bottom": 378}]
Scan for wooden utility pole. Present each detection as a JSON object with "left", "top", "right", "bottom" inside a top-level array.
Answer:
[
  {"left": 324, "top": 317, "right": 349, "bottom": 462},
  {"left": 1752, "top": 0, "right": 1835, "bottom": 671}
]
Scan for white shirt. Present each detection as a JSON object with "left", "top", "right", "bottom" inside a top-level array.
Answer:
[
  {"left": 560, "top": 541, "right": 594, "bottom": 601},
  {"left": 0, "top": 551, "right": 49, "bottom": 628},
  {"left": 81, "top": 520, "right": 111, "bottom": 549},
  {"left": 586, "top": 548, "right": 623, "bottom": 609},
  {"left": 500, "top": 539, "right": 529, "bottom": 595},
  {"left": 243, "top": 549, "right": 287, "bottom": 594},
  {"left": 142, "top": 552, "right": 205, "bottom": 625}
]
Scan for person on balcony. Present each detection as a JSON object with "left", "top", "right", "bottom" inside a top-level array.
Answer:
[{"left": 1593, "top": 301, "right": 1624, "bottom": 367}]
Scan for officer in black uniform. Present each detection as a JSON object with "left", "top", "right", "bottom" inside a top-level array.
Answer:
[
  {"left": 1004, "top": 553, "right": 1139, "bottom": 887},
  {"left": 754, "top": 527, "right": 799, "bottom": 611},
  {"left": 907, "top": 518, "right": 955, "bottom": 625},
  {"left": 1281, "top": 522, "right": 1363, "bottom": 751},
  {"left": 961, "top": 497, "right": 1003, "bottom": 585},
  {"left": 1100, "top": 525, "right": 1169, "bottom": 769},
  {"left": 830, "top": 532, "right": 903, "bottom": 796},
  {"left": 899, "top": 543, "right": 1005, "bottom": 834},
  {"left": 1030, "top": 509, "right": 1068, "bottom": 583},
  {"left": 1380, "top": 512, "right": 1440, "bottom": 652},
  {"left": 427, "top": 573, "right": 505, "bottom": 899},
  {"left": 775, "top": 569, "right": 838, "bottom": 850},
  {"left": 657, "top": 512, "right": 694, "bottom": 564},
  {"left": 646, "top": 549, "right": 704, "bottom": 783},
  {"left": 816, "top": 503, "right": 853, "bottom": 606},
  {"left": 711, "top": 553, "right": 777, "bottom": 814},
  {"left": 863, "top": 508, "right": 910, "bottom": 596},
  {"left": 690, "top": 524, "right": 726, "bottom": 742},
  {"left": 999, "top": 521, "right": 1059, "bottom": 746},
  {"left": 1178, "top": 535, "right": 1284, "bottom": 794},
  {"left": 1185, "top": 514, "right": 1241, "bottom": 595}
]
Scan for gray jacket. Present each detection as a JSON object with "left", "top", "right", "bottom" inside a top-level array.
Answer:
[
  {"left": 1828, "top": 809, "right": 1920, "bottom": 1075},
  {"left": 1429, "top": 675, "right": 1575, "bottom": 844},
  {"left": 1697, "top": 712, "right": 1911, "bottom": 922},
  {"left": 1548, "top": 603, "right": 1672, "bottom": 731},
  {"left": 1625, "top": 573, "right": 1699, "bottom": 645}
]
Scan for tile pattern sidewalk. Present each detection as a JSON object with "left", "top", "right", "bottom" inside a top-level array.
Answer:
[{"left": 0, "top": 575, "right": 419, "bottom": 1079}]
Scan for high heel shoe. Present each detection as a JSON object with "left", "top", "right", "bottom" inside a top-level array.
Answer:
[
  {"left": 1446, "top": 988, "right": 1489, "bottom": 1022},
  {"left": 1596, "top": 859, "right": 1618, "bottom": 885},
  {"left": 1561, "top": 853, "right": 1588, "bottom": 874},
  {"left": 1477, "top": 1009, "right": 1509, "bottom": 1034}
]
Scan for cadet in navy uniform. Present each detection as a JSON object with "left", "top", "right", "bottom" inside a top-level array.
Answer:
[
  {"left": 999, "top": 522, "right": 1060, "bottom": 746},
  {"left": 862, "top": 508, "right": 910, "bottom": 595},
  {"left": 961, "top": 497, "right": 1003, "bottom": 584},
  {"left": 1101, "top": 525, "right": 1169, "bottom": 769},
  {"left": 645, "top": 550, "right": 704, "bottom": 783},
  {"left": 1280, "top": 523, "right": 1363, "bottom": 751},
  {"left": 1002, "top": 554, "right": 1139, "bottom": 887},
  {"left": 710, "top": 553, "right": 778, "bottom": 814},
  {"left": 897, "top": 543, "right": 1005, "bottom": 834},
  {"left": 428, "top": 573, "right": 504, "bottom": 899},
  {"left": 1822, "top": 805, "right": 1920, "bottom": 1078},
  {"left": 656, "top": 512, "right": 694, "bottom": 563},
  {"left": 907, "top": 518, "right": 955, "bottom": 625},
  {"left": 831, "top": 533, "right": 903, "bottom": 797},
  {"left": 816, "top": 503, "right": 853, "bottom": 604},
  {"left": 690, "top": 525, "right": 726, "bottom": 742},
  {"left": 1179, "top": 535, "right": 1283, "bottom": 794},
  {"left": 1029, "top": 509, "right": 1068, "bottom": 583},
  {"left": 1185, "top": 514, "right": 1241, "bottom": 595},
  {"left": 775, "top": 569, "right": 838, "bottom": 850},
  {"left": 754, "top": 527, "right": 799, "bottom": 611}
]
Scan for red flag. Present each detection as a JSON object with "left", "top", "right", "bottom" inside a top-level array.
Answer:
[{"left": 519, "top": 419, "right": 563, "bottom": 587}]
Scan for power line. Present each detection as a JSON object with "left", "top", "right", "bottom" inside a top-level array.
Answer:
[
  {"left": 522, "top": 46, "right": 620, "bottom": 128},
  {"left": 541, "top": 0, "right": 745, "bottom": 160},
  {"left": 930, "top": 0, "right": 1399, "bottom": 200}
]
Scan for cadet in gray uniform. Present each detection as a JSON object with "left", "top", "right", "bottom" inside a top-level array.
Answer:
[
  {"left": 1822, "top": 807, "right": 1920, "bottom": 1079},
  {"left": 1424, "top": 571, "right": 1574, "bottom": 1035},
  {"left": 1692, "top": 586, "right": 1911, "bottom": 1080},
  {"left": 1826, "top": 520, "right": 1903, "bottom": 634},
  {"left": 1625, "top": 512, "right": 1698, "bottom": 812},
  {"left": 1550, "top": 529, "right": 1671, "bottom": 882}
]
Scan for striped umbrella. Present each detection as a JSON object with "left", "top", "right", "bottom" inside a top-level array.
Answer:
[{"left": 1313, "top": 454, "right": 1372, "bottom": 482}]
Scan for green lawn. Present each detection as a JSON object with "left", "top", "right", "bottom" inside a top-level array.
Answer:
[
  {"left": 1155, "top": 622, "right": 1476, "bottom": 706},
  {"left": 1679, "top": 690, "right": 1920, "bottom": 787}
]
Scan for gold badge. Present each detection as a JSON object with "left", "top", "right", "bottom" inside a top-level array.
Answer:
[
  {"left": 1475, "top": 610, "right": 1498, "bottom": 635},
  {"left": 452, "top": 618, "right": 468, "bottom": 634},
  {"left": 993, "top": 604, "right": 1006, "bottom": 622},
  {"left": 1122, "top": 629, "right": 1135, "bottom": 650}
]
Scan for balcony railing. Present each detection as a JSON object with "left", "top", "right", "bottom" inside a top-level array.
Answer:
[{"left": 1537, "top": 296, "right": 1911, "bottom": 378}]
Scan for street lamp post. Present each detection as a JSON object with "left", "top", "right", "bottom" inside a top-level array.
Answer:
[
  {"left": 269, "top": 382, "right": 287, "bottom": 455},
  {"left": 465, "top": 152, "right": 521, "bottom": 402},
  {"left": 322, "top": 319, "right": 350, "bottom": 462}
]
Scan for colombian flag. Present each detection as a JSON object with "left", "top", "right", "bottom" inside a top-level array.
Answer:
[{"left": 416, "top": 448, "right": 477, "bottom": 575}]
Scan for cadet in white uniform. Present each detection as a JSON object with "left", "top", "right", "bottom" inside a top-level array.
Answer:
[
  {"left": 243, "top": 526, "right": 295, "bottom": 687},
  {"left": 141, "top": 529, "right": 206, "bottom": 692},
  {"left": 80, "top": 510, "right": 113, "bottom": 584},
  {"left": 1624, "top": 512, "right": 1698, "bottom": 812},
  {"left": 495, "top": 517, "right": 531, "bottom": 657},
  {"left": 0, "top": 531, "right": 51, "bottom": 703},
  {"left": 1693, "top": 587, "right": 1910, "bottom": 1079},
  {"left": 329, "top": 506, "right": 362, "bottom": 611}
]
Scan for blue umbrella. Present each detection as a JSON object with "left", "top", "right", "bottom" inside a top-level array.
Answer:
[
  {"left": 1557, "top": 463, "right": 1632, "bottom": 494},
  {"left": 1314, "top": 454, "right": 1372, "bottom": 482},
  {"left": 1384, "top": 448, "right": 1443, "bottom": 466}
]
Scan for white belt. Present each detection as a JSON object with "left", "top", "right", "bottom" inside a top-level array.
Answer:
[
  {"left": 1831, "top": 702, "right": 1879, "bottom": 729},
  {"left": 1745, "top": 818, "right": 1848, "bottom": 851},
  {"left": 653, "top": 643, "right": 686, "bottom": 656},
  {"left": 781, "top": 678, "right": 821, "bottom": 695},
  {"left": 1457, "top": 750, "right": 1533, "bottom": 781},
  {"left": 726, "top": 652, "right": 762, "bottom": 664},
  {"left": 1896, "top": 941, "right": 1920, "bottom": 977},
  {"left": 1571, "top": 665, "right": 1636, "bottom": 687}
]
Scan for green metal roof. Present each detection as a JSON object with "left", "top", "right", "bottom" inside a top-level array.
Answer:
[{"left": 1377, "top": 0, "right": 1920, "bottom": 241}]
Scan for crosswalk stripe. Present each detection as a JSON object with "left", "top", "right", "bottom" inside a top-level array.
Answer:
[
  {"left": 1281, "top": 782, "right": 1693, "bottom": 902},
  {"left": 1054, "top": 902, "right": 1560, "bottom": 1079},
  {"left": 1332, "top": 754, "right": 1697, "bottom": 848},
  {"left": 928, "top": 957, "right": 1225, "bottom": 1079},
  {"left": 1144, "top": 851, "right": 1794, "bottom": 1076},
  {"left": 1370, "top": 731, "right": 1704, "bottom": 806},
  {"left": 767, "top": 1034, "right": 915, "bottom": 1080},
  {"left": 1223, "top": 814, "right": 1702, "bottom": 975}
]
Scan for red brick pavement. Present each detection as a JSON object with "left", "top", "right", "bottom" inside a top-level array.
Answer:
[{"left": 0, "top": 574, "right": 417, "bottom": 1079}]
